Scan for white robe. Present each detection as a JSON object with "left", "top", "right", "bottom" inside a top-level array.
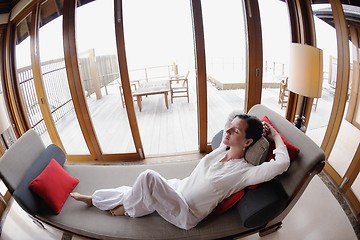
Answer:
[{"left": 91, "top": 145, "right": 290, "bottom": 230}]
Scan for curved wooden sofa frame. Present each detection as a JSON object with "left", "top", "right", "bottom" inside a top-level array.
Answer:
[{"left": 0, "top": 104, "right": 325, "bottom": 239}]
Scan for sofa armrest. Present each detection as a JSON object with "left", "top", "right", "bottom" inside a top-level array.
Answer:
[
  {"left": 13, "top": 144, "right": 66, "bottom": 215},
  {"left": 0, "top": 129, "right": 45, "bottom": 193}
]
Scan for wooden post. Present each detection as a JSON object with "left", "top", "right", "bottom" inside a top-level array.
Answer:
[{"left": 89, "top": 49, "right": 102, "bottom": 100}]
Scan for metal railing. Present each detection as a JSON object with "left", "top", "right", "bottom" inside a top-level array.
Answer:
[
  {"left": 17, "top": 59, "right": 74, "bottom": 135},
  {"left": 17, "top": 65, "right": 45, "bottom": 134},
  {"left": 128, "top": 65, "right": 172, "bottom": 83}
]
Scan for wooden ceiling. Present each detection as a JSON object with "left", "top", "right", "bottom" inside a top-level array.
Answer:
[
  {"left": 0, "top": 0, "right": 359, "bottom": 11},
  {"left": 313, "top": 4, "right": 360, "bottom": 28},
  {"left": 11, "top": 0, "right": 93, "bottom": 44},
  {"left": 1, "top": 0, "right": 359, "bottom": 14},
  {"left": 312, "top": 0, "right": 360, "bottom": 7},
  {"left": 0, "top": 0, "right": 19, "bottom": 14}
]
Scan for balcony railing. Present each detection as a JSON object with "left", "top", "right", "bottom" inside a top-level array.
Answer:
[{"left": 16, "top": 51, "right": 175, "bottom": 136}]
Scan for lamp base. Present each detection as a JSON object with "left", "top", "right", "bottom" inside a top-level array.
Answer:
[{"left": 293, "top": 115, "right": 306, "bottom": 133}]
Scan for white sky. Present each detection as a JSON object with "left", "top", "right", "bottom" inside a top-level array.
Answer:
[{"left": 15, "top": 0, "right": 338, "bottom": 72}]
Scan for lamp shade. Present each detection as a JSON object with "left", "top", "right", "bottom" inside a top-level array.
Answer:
[
  {"left": 0, "top": 96, "right": 10, "bottom": 134},
  {"left": 288, "top": 43, "right": 323, "bottom": 98}
]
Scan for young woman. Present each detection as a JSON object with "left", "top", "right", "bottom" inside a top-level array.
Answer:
[{"left": 71, "top": 113, "right": 290, "bottom": 230}]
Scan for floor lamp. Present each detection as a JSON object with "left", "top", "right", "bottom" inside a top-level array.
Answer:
[
  {"left": 288, "top": 43, "right": 323, "bottom": 132},
  {"left": 0, "top": 96, "right": 10, "bottom": 149}
]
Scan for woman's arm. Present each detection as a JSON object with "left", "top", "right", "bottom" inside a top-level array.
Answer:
[
  {"left": 244, "top": 122, "right": 290, "bottom": 186},
  {"left": 220, "top": 110, "right": 245, "bottom": 147},
  {"left": 263, "top": 122, "right": 285, "bottom": 148},
  {"left": 244, "top": 145, "right": 290, "bottom": 186}
]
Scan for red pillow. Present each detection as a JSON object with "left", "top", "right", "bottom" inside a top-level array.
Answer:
[
  {"left": 29, "top": 158, "right": 79, "bottom": 214},
  {"left": 211, "top": 190, "right": 245, "bottom": 216},
  {"left": 211, "top": 185, "right": 257, "bottom": 216},
  {"left": 261, "top": 116, "right": 300, "bottom": 161}
]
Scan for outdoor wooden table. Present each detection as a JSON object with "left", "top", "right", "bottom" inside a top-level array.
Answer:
[{"left": 132, "top": 80, "right": 170, "bottom": 112}]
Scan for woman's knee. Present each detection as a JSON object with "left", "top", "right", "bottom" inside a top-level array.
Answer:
[
  {"left": 139, "top": 169, "right": 159, "bottom": 180},
  {"left": 137, "top": 169, "right": 163, "bottom": 190}
]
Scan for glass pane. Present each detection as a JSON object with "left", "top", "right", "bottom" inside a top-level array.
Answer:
[
  {"left": 259, "top": 0, "right": 290, "bottom": 116},
  {"left": 0, "top": 92, "right": 13, "bottom": 150},
  {"left": 307, "top": 3, "right": 337, "bottom": 146},
  {"left": 351, "top": 171, "right": 360, "bottom": 202},
  {"left": 311, "top": 3, "right": 357, "bottom": 179},
  {"left": 39, "top": 4, "right": 89, "bottom": 154},
  {"left": 327, "top": 120, "right": 360, "bottom": 177},
  {"left": 326, "top": 40, "right": 358, "bottom": 177},
  {"left": 15, "top": 13, "right": 52, "bottom": 144},
  {"left": 123, "top": 0, "right": 197, "bottom": 155},
  {"left": 75, "top": 0, "right": 136, "bottom": 154},
  {"left": 355, "top": 100, "right": 360, "bottom": 125},
  {"left": 0, "top": 31, "right": 14, "bottom": 149},
  {"left": 202, "top": 0, "right": 246, "bottom": 142}
]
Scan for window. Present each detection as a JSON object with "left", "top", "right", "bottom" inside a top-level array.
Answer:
[
  {"left": 75, "top": 0, "right": 135, "bottom": 154},
  {"left": 259, "top": 0, "right": 290, "bottom": 116},
  {"left": 39, "top": 4, "right": 89, "bottom": 154},
  {"left": 202, "top": 0, "right": 247, "bottom": 142},
  {"left": 123, "top": 0, "right": 197, "bottom": 155}
]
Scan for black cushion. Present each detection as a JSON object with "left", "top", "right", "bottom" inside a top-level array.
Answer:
[
  {"left": 13, "top": 144, "right": 66, "bottom": 215},
  {"left": 236, "top": 178, "right": 289, "bottom": 228}
]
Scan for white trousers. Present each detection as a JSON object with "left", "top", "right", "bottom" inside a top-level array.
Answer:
[{"left": 91, "top": 169, "right": 199, "bottom": 230}]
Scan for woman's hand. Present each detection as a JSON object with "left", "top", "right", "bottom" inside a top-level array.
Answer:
[
  {"left": 262, "top": 122, "right": 285, "bottom": 148},
  {"left": 262, "top": 122, "right": 278, "bottom": 141}
]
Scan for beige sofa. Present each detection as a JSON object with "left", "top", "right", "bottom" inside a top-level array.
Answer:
[{"left": 0, "top": 104, "right": 325, "bottom": 239}]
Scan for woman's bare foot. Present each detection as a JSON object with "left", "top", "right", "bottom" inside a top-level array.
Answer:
[
  {"left": 70, "top": 192, "right": 93, "bottom": 206},
  {"left": 110, "top": 205, "right": 125, "bottom": 216}
]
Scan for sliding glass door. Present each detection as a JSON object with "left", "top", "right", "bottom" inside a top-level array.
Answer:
[
  {"left": 202, "top": 0, "right": 247, "bottom": 143},
  {"left": 39, "top": 2, "right": 89, "bottom": 155},
  {"left": 122, "top": 0, "right": 197, "bottom": 156},
  {"left": 75, "top": 0, "right": 136, "bottom": 154}
]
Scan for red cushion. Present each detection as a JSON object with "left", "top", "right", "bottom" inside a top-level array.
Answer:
[
  {"left": 261, "top": 116, "right": 300, "bottom": 161},
  {"left": 211, "top": 190, "right": 245, "bottom": 216},
  {"left": 29, "top": 158, "right": 79, "bottom": 214},
  {"left": 211, "top": 185, "right": 257, "bottom": 216}
]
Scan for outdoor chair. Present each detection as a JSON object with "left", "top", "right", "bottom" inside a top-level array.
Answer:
[
  {"left": 119, "top": 80, "right": 140, "bottom": 108},
  {"left": 278, "top": 77, "right": 318, "bottom": 111},
  {"left": 170, "top": 70, "right": 190, "bottom": 103},
  {"left": 278, "top": 78, "right": 289, "bottom": 109}
]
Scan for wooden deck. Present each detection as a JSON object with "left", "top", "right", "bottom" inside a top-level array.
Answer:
[
  {"left": 39, "top": 80, "right": 246, "bottom": 156},
  {"left": 40, "top": 80, "right": 334, "bottom": 158}
]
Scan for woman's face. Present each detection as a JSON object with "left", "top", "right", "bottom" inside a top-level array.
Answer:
[{"left": 223, "top": 118, "right": 253, "bottom": 149}]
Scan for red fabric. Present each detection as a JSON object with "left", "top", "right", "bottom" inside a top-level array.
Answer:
[
  {"left": 211, "top": 190, "right": 245, "bottom": 216},
  {"left": 211, "top": 116, "right": 300, "bottom": 216},
  {"left": 29, "top": 159, "right": 79, "bottom": 214},
  {"left": 211, "top": 185, "right": 259, "bottom": 216},
  {"left": 261, "top": 116, "right": 300, "bottom": 162}
]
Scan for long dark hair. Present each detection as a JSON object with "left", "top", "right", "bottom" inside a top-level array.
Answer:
[{"left": 234, "top": 114, "right": 263, "bottom": 144}]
